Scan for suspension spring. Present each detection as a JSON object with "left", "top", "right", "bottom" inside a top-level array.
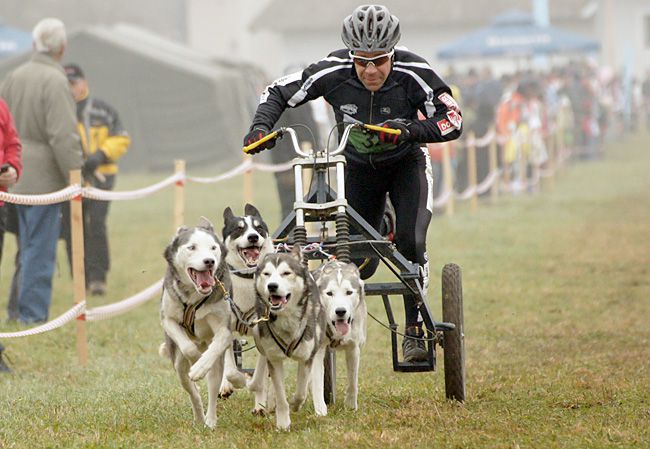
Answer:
[
  {"left": 293, "top": 226, "right": 308, "bottom": 266},
  {"left": 335, "top": 212, "right": 350, "bottom": 263}
]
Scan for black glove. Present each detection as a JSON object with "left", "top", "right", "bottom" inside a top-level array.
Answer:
[
  {"left": 82, "top": 150, "right": 108, "bottom": 180},
  {"left": 377, "top": 119, "right": 412, "bottom": 145},
  {"left": 243, "top": 126, "right": 275, "bottom": 155}
]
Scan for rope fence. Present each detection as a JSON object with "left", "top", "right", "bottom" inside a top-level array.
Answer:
[{"left": 0, "top": 123, "right": 575, "bottom": 364}]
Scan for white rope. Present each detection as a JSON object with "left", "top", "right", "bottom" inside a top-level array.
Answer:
[
  {"left": 465, "top": 129, "right": 497, "bottom": 148},
  {"left": 0, "top": 301, "right": 86, "bottom": 338},
  {"left": 86, "top": 279, "right": 163, "bottom": 321},
  {"left": 252, "top": 161, "right": 294, "bottom": 173},
  {"left": 0, "top": 185, "right": 82, "bottom": 205},
  {"left": 455, "top": 185, "right": 477, "bottom": 201},
  {"left": 432, "top": 189, "right": 452, "bottom": 208},
  {"left": 475, "top": 169, "right": 501, "bottom": 195},
  {"left": 82, "top": 172, "right": 185, "bottom": 201},
  {"left": 187, "top": 160, "right": 252, "bottom": 184}
]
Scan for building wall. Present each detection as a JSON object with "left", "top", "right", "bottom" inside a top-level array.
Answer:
[{"left": 598, "top": 0, "right": 650, "bottom": 77}]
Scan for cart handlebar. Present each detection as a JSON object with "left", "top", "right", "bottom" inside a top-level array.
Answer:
[{"left": 242, "top": 123, "right": 401, "bottom": 156}]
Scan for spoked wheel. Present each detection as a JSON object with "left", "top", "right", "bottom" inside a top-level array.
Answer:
[{"left": 441, "top": 263, "right": 466, "bottom": 402}]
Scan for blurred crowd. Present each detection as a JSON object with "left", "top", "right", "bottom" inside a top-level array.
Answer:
[{"left": 436, "top": 60, "right": 650, "bottom": 194}]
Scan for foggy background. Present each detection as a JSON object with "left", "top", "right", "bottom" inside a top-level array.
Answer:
[{"left": 1, "top": 0, "right": 649, "bottom": 172}]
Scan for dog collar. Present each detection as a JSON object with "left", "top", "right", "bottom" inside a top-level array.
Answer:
[{"left": 227, "top": 264, "right": 255, "bottom": 279}]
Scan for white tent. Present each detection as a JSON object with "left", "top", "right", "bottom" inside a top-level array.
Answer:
[{"left": 0, "top": 24, "right": 266, "bottom": 172}]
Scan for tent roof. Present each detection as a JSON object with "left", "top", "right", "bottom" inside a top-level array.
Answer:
[
  {"left": 0, "top": 24, "right": 261, "bottom": 172},
  {"left": 436, "top": 10, "right": 600, "bottom": 60}
]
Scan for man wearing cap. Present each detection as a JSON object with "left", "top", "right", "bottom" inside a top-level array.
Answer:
[
  {"left": 0, "top": 18, "right": 83, "bottom": 324},
  {"left": 61, "top": 63, "right": 131, "bottom": 296}
]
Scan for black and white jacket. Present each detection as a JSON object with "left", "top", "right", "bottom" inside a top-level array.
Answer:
[{"left": 250, "top": 48, "right": 462, "bottom": 166}]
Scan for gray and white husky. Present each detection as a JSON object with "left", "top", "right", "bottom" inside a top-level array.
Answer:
[
  {"left": 158, "top": 218, "right": 245, "bottom": 428},
  {"left": 313, "top": 260, "right": 367, "bottom": 410},
  {"left": 219, "top": 204, "right": 273, "bottom": 396},
  {"left": 246, "top": 247, "right": 328, "bottom": 430}
]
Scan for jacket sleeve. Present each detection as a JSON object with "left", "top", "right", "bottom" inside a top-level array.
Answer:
[
  {"left": 0, "top": 99, "right": 22, "bottom": 178},
  {"left": 394, "top": 56, "right": 463, "bottom": 143},
  {"left": 250, "top": 53, "right": 349, "bottom": 132},
  {"left": 45, "top": 75, "right": 83, "bottom": 179},
  {"left": 99, "top": 104, "right": 130, "bottom": 161}
]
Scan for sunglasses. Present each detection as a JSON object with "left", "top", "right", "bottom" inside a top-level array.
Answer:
[{"left": 349, "top": 49, "right": 394, "bottom": 68}]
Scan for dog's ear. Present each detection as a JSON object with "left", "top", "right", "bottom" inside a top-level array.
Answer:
[
  {"left": 223, "top": 207, "right": 235, "bottom": 222},
  {"left": 244, "top": 203, "right": 261, "bottom": 217},
  {"left": 290, "top": 244, "right": 302, "bottom": 261},
  {"left": 197, "top": 216, "right": 215, "bottom": 233},
  {"left": 163, "top": 239, "right": 176, "bottom": 265},
  {"left": 174, "top": 225, "right": 188, "bottom": 236}
]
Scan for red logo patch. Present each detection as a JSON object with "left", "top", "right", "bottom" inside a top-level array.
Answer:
[
  {"left": 438, "top": 92, "right": 460, "bottom": 112},
  {"left": 446, "top": 110, "right": 462, "bottom": 129},
  {"left": 437, "top": 118, "right": 454, "bottom": 136}
]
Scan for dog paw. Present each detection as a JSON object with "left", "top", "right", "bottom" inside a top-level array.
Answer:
[
  {"left": 276, "top": 418, "right": 291, "bottom": 431},
  {"left": 189, "top": 358, "right": 211, "bottom": 381},
  {"left": 251, "top": 407, "right": 266, "bottom": 417},
  {"left": 226, "top": 371, "right": 246, "bottom": 389},
  {"left": 314, "top": 404, "right": 328, "bottom": 417},
  {"left": 204, "top": 416, "right": 217, "bottom": 429},
  {"left": 289, "top": 395, "right": 306, "bottom": 413},
  {"left": 218, "top": 383, "right": 234, "bottom": 399},
  {"left": 344, "top": 398, "right": 358, "bottom": 410}
]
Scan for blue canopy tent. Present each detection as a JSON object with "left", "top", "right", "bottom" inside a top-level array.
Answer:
[
  {"left": 0, "top": 22, "right": 31, "bottom": 59},
  {"left": 437, "top": 11, "right": 600, "bottom": 60}
]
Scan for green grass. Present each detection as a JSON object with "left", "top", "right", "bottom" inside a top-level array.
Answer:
[{"left": 1, "top": 135, "right": 649, "bottom": 448}]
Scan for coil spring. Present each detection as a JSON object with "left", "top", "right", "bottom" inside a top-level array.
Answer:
[
  {"left": 293, "top": 226, "right": 307, "bottom": 266},
  {"left": 335, "top": 212, "right": 350, "bottom": 263}
]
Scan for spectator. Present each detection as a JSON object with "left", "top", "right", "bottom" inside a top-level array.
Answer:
[
  {"left": 0, "top": 98, "right": 22, "bottom": 373},
  {"left": 0, "top": 18, "right": 83, "bottom": 324},
  {"left": 60, "top": 63, "right": 131, "bottom": 296}
]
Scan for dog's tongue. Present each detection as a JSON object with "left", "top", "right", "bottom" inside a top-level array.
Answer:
[
  {"left": 195, "top": 270, "right": 215, "bottom": 289},
  {"left": 270, "top": 295, "right": 288, "bottom": 306},
  {"left": 242, "top": 247, "right": 260, "bottom": 264},
  {"left": 335, "top": 320, "right": 349, "bottom": 336}
]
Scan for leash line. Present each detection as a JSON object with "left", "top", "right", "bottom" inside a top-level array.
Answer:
[{"left": 367, "top": 311, "right": 437, "bottom": 342}]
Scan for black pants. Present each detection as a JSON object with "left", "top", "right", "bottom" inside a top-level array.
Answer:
[
  {"left": 61, "top": 174, "right": 115, "bottom": 284},
  {"left": 345, "top": 149, "right": 432, "bottom": 325}
]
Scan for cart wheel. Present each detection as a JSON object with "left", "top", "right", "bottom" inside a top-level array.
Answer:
[{"left": 442, "top": 263, "right": 466, "bottom": 402}]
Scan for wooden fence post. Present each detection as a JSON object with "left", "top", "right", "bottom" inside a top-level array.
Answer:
[
  {"left": 441, "top": 143, "right": 454, "bottom": 216},
  {"left": 174, "top": 160, "right": 185, "bottom": 230},
  {"left": 467, "top": 132, "right": 478, "bottom": 212},
  {"left": 488, "top": 129, "right": 499, "bottom": 201},
  {"left": 70, "top": 169, "right": 87, "bottom": 365}
]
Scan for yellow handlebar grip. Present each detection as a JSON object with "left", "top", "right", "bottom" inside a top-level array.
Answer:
[
  {"left": 364, "top": 124, "right": 401, "bottom": 135},
  {"left": 242, "top": 130, "right": 280, "bottom": 154}
]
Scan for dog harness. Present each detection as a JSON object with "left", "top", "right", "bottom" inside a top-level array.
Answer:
[
  {"left": 181, "top": 294, "right": 212, "bottom": 337},
  {"left": 227, "top": 264, "right": 255, "bottom": 279},
  {"left": 213, "top": 279, "right": 269, "bottom": 335},
  {"left": 264, "top": 319, "right": 308, "bottom": 358}
]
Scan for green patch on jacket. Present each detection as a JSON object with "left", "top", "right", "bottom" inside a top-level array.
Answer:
[{"left": 348, "top": 127, "right": 397, "bottom": 154}]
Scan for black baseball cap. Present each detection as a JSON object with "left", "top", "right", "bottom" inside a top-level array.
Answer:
[{"left": 64, "top": 63, "right": 85, "bottom": 81}]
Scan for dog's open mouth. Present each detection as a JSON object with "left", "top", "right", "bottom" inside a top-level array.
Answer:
[
  {"left": 269, "top": 293, "right": 290, "bottom": 310},
  {"left": 332, "top": 317, "right": 352, "bottom": 336},
  {"left": 188, "top": 268, "right": 215, "bottom": 293},
  {"left": 239, "top": 246, "right": 261, "bottom": 267}
]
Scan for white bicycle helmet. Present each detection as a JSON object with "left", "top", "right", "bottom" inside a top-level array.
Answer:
[{"left": 341, "top": 5, "right": 401, "bottom": 52}]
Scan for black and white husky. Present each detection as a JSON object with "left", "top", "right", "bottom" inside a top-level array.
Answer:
[
  {"left": 246, "top": 248, "right": 328, "bottom": 430},
  {"left": 158, "top": 218, "right": 245, "bottom": 428},
  {"left": 219, "top": 204, "right": 273, "bottom": 396},
  {"left": 313, "top": 260, "right": 367, "bottom": 410}
]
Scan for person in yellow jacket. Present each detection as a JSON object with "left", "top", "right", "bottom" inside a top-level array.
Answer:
[{"left": 62, "top": 63, "right": 130, "bottom": 296}]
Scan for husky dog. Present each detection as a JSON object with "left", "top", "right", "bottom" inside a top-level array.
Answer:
[
  {"left": 219, "top": 204, "right": 273, "bottom": 397},
  {"left": 313, "top": 260, "right": 367, "bottom": 410},
  {"left": 158, "top": 218, "right": 245, "bottom": 428},
  {"left": 246, "top": 247, "right": 328, "bottom": 430}
]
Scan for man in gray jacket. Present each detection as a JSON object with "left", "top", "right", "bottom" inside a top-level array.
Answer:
[{"left": 0, "top": 18, "right": 83, "bottom": 324}]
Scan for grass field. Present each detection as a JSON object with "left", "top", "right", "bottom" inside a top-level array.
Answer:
[{"left": 1, "top": 134, "right": 649, "bottom": 449}]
